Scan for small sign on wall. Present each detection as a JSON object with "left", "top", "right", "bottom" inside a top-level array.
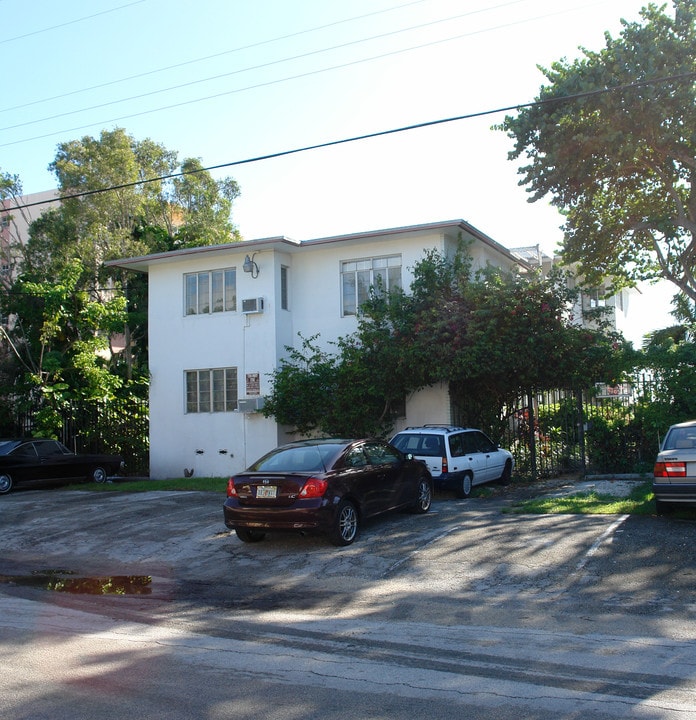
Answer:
[{"left": 246, "top": 372, "right": 260, "bottom": 396}]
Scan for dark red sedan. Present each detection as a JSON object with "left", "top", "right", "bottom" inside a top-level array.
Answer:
[{"left": 223, "top": 438, "right": 433, "bottom": 546}]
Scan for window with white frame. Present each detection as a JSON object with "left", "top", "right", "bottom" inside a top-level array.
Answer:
[
  {"left": 184, "top": 268, "right": 236, "bottom": 315},
  {"left": 341, "top": 255, "right": 402, "bottom": 316},
  {"left": 185, "top": 367, "right": 238, "bottom": 413}
]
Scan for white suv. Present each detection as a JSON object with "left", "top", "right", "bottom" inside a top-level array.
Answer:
[{"left": 391, "top": 425, "right": 514, "bottom": 498}]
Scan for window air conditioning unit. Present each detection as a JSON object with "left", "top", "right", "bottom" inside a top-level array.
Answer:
[
  {"left": 237, "top": 397, "right": 265, "bottom": 413},
  {"left": 241, "top": 297, "right": 264, "bottom": 314}
]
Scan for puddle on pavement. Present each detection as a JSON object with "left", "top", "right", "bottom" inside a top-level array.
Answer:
[{"left": 0, "top": 569, "right": 152, "bottom": 595}]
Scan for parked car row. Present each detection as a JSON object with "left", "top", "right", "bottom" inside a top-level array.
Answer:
[
  {"left": 223, "top": 426, "right": 515, "bottom": 546},
  {"left": 0, "top": 439, "right": 124, "bottom": 495}
]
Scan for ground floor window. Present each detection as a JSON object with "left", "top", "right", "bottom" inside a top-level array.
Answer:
[{"left": 185, "top": 367, "right": 238, "bottom": 413}]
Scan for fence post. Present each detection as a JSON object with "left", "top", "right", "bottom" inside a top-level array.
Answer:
[
  {"left": 576, "top": 389, "right": 586, "bottom": 475},
  {"left": 527, "top": 388, "right": 537, "bottom": 480}
]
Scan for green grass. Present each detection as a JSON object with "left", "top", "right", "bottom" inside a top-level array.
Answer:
[
  {"left": 506, "top": 480, "right": 657, "bottom": 516},
  {"left": 69, "top": 477, "right": 228, "bottom": 493}
]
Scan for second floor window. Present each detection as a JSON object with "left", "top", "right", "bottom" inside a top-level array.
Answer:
[
  {"left": 185, "top": 268, "right": 236, "bottom": 315},
  {"left": 341, "top": 255, "right": 401, "bottom": 316}
]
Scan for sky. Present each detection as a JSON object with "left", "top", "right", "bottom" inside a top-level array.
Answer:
[{"left": 0, "top": 0, "right": 679, "bottom": 345}]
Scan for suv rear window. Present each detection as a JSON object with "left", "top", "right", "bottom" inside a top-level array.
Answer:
[{"left": 391, "top": 433, "right": 445, "bottom": 457}]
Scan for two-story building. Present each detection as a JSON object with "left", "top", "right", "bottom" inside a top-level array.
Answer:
[{"left": 108, "top": 219, "right": 537, "bottom": 479}]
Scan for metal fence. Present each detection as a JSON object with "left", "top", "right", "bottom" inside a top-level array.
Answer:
[
  {"left": 0, "top": 376, "right": 665, "bottom": 481},
  {"left": 494, "top": 376, "right": 660, "bottom": 479},
  {"left": 2, "top": 397, "right": 149, "bottom": 477}
]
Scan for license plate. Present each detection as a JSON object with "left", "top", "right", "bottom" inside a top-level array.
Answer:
[{"left": 256, "top": 485, "right": 277, "bottom": 499}]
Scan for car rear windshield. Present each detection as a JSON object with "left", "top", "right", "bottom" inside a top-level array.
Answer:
[
  {"left": 663, "top": 428, "right": 696, "bottom": 451},
  {"left": 391, "top": 433, "right": 445, "bottom": 457},
  {"left": 250, "top": 444, "right": 343, "bottom": 472}
]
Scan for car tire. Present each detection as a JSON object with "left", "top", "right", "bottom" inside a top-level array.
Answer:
[
  {"left": 455, "top": 473, "right": 473, "bottom": 499},
  {"left": 0, "top": 474, "right": 13, "bottom": 494},
  {"left": 91, "top": 466, "right": 108, "bottom": 483},
  {"left": 235, "top": 528, "right": 266, "bottom": 543},
  {"left": 329, "top": 500, "right": 359, "bottom": 546},
  {"left": 411, "top": 476, "right": 432, "bottom": 514},
  {"left": 499, "top": 460, "right": 512, "bottom": 485}
]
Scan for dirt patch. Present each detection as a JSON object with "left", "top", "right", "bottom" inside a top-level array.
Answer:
[{"left": 483, "top": 472, "right": 648, "bottom": 501}]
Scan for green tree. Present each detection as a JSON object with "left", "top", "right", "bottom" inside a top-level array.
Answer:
[
  {"left": 408, "top": 257, "right": 629, "bottom": 435},
  {"left": 264, "top": 247, "right": 629, "bottom": 438},
  {"left": 498, "top": 1, "right": 696, "bottom": 300},
  {"left": 3, "top": 258, "right": 128, "bottom": 434},
  {"left": 12, "top": 128, "right": 241, "bottom": 389},
  {"left": 25, "top": 128, "right": 240, "bottom": 285}
]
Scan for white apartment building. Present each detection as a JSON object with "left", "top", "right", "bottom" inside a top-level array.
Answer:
[
  {"left": 109, "top": 219, "right": 527, "bottom": 479},
  {"left": 510, "top": 244, "right": 631, "bottom": 337}
]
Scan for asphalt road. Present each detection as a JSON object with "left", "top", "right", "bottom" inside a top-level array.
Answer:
[{"left": 1, "top": 484, "right": 695, "bottom": 719}]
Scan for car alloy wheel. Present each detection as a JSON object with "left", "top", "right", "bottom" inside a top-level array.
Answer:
[
  {"left": 413, "top": 477, "right": 432, "bottom": 513},
  {"left": 330, "top": 500, "right": 358, "bottom": 546},
  {"left": 0, "top": 474, "right": 13, "bottom": 494},
  {"left": 500, "top": 460, "right": 512, "bottom": 485}
]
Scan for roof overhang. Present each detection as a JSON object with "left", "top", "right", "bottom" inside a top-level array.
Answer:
[{"left": 105, "top": 219, "right": 530, "bottom": 274}]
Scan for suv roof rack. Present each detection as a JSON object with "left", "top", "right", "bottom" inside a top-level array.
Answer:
[{"left": 403, "top": 424, "right": 468, "bottom": 432}]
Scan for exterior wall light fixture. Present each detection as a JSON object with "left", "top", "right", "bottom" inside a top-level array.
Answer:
[{"left": 243, "top": 253, "right": 259, "bottom": 278}]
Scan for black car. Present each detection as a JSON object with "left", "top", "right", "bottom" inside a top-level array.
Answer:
[
  {"left": 0, "top": 439, "right": 124, "bottom": 494},
  {"left": 223, "top": 438, "right": 433, "bottom": 546}
]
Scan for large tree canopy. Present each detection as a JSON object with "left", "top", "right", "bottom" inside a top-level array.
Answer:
[
  {"left": 24, "top": 127, "right": 241, "bottom": 286},
  {"left": 499, "top": 0, "right": 696, "bottom": 300},
  {"left": 264, "top": 247, "right": 629, "bottom": 438},
  {"left": 0, "top": 127, "right": 242, "bottom": 405}
]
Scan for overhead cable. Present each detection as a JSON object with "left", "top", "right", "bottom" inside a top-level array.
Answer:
[{"left": 5, "top": 69, "right": 694, "bottom": 214}]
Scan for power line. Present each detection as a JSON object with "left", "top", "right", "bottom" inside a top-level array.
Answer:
[
  {"left": 0, "top": 0, "right": 609, "bottom": 149},
  {"left": 0, "top": 0, "right": 429, "bottom": 115},
  {"left": 0, "top": 0, "right": 533, "bottom": 133},
  {"left": 0, "top": 0, "right": 146, "bottom": 45},
  {"left": 5, "top": 69, "right": 695, "bottom": 214}
]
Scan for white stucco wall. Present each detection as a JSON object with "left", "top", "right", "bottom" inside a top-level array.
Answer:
[
  {"left": 148, "top": 248, "right": 281, "bottom": 478},
  {"left": 391, "top": 384, "right": 452, "bottom": 435}
]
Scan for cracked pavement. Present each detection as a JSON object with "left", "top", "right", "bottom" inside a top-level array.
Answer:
[{"left": 1, "top": 485, "right": 695, "bottom": 719}]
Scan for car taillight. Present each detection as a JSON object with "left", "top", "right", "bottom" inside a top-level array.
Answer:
[
  {"left": 442, "top": 456, "right": 448, "bottom": 473},
  {"left": 227, "top": 478, "right": 238, "bottom": 497},
  {"left": 300, "top": 477, "right": 328, "bottom": 498},
  {"left": 654, "top": 461, "right": 687, "bottom": 478}
]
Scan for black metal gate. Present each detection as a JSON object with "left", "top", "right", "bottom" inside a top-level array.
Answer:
[{"left": 455, "top": 376, "right": 661, "bottom": 479}]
